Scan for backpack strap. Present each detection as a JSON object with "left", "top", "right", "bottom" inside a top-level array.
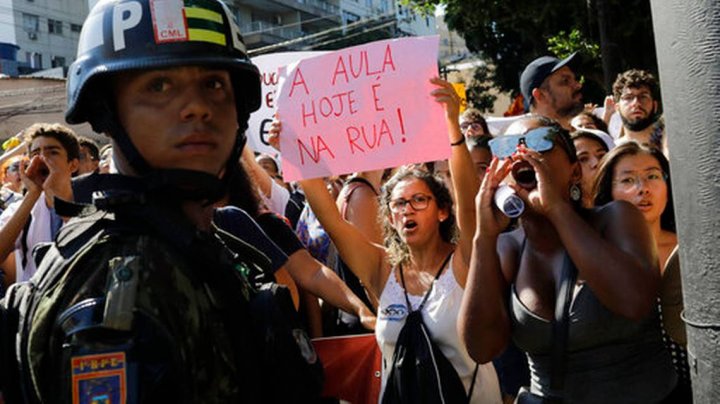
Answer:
[
  {"left": 398, "top": 251, "right": 453, "bottom": 312},
  {"left": 398, "top": 251, "right": 479, "bottom": 402}
]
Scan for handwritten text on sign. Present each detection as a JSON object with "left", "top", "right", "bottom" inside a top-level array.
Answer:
[
  {"left": 248, "top": 52, "right": 327, "bottom": 156},
  {"left": 276, "top": 36, "right": 448, "bottom": 181}
]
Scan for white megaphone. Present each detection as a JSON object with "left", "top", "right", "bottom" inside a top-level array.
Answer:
[{"left": 494, "top": 184, "right": 525, "bottom": 218}]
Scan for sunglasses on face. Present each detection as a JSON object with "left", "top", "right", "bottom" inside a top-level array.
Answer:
[
  {"left": 488, "top": 127, "right": 559, "bottom": 159},
  {"left": 460, "top": 122, "right": 484, "bottom": 133}
]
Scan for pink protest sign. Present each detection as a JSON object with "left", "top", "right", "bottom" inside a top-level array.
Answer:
[
  {"left": 276, "top": 35, "right": 448, "bottom": 181},
  {"left": 248, "top": 52, "right": 327, "bottom": 156}
]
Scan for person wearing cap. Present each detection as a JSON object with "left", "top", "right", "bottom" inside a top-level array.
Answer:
[
  {"left": 0, "top": 0, "right": 304, "bottom": 402},
  {"left": 612, "top": 69, "right": 666, "bottom": 155},
  {"left": 520, "top": 53, "right": 584, "bottom": 130}
]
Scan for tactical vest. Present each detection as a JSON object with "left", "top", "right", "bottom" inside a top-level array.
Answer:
[{"left": 0, "top": 194, "right": 322, "bottom": 403}]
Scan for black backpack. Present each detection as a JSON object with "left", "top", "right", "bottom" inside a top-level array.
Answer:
[
  {"left": 0, "top": 193, "right": 323, "bottom": 403},
  {"left": 382, "top": 253, "right": 478, "bottom": 404}
]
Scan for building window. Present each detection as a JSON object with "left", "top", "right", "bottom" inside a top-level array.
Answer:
[
  {"left": 51, "top": 56, "right": 66, "bottom": 67},
  {"left": 70, "top": 23, "right": 82, "bottom": 33},
  {"left": 23, "top": 13, "right": 39, "bottom": 32},
  {"left": 26, "top": 52, "right": 42, "bottom": 69},
  {"left": 380, "top": 0, "right": 388, "bottom": 13},
  {"left": 365, "top": 0, "right": 372, "bottom": 8},
  {"left": 48, "top": 19, "right": 63, "bottom": 35}
]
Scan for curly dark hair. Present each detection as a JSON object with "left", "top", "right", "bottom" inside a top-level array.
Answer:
[
  {"left": 592, "top": 141, "right": 675, "bottom": 232},
  {"left": 23, "top": 123, "right": 80, "bottom": 161},
  {"left": 379, "top": 167, "right": 457, "bottom": 267},
  {"left": 612, "top": 69, "right": 659, "bottom": 102},
  {"left": 460, "top": 108, "right": 490, "bottom": 135}
]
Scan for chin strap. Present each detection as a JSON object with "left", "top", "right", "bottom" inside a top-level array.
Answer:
[{"left": 91, "top": 98, "right": 153, "bottom": 175}]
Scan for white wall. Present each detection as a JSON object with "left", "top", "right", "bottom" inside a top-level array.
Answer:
[{"left": 0, "top": 0, "right": 17, "bottom": 44}]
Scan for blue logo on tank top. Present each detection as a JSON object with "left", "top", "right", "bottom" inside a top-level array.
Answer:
[{"left": 380, "top": 304, "right": 408, "bottom": 322}]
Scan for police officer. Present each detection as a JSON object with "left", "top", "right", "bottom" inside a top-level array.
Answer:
[{"left": 0, "top": 0, "right": 288, "bottom": 402}]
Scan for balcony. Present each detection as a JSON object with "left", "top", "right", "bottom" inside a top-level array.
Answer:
[{"left": 242, "top": 20, "right": 306, "bottom": 49}]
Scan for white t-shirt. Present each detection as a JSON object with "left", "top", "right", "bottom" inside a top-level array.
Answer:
[
  {"left": 0, "top": 194, "right": 55, "bottom": 282},
  {"left": 260, "top": 180, "right": 290, "bottom": 216}
]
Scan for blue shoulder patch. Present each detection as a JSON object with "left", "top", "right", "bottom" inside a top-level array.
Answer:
[{"left": 71, "top": 351, "right": 127, "bottom": 404}]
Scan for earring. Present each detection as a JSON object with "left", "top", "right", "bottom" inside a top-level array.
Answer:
[{"left": 570, "top": 184, "right": 582, "bottom": 202}]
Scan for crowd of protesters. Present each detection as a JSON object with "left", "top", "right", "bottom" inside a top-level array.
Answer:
[{"left": 0, "top": 24, "right": 687, "bottom": 403}]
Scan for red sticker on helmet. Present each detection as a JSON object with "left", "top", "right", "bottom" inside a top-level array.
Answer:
[{"left": 150, "top": 0, "right": 189, "bottom": 43}]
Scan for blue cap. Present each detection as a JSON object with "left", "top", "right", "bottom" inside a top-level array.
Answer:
[{"left": 520, "top": 52, "right": 578, "bottom": 110}]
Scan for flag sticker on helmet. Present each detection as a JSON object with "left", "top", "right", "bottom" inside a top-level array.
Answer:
[
  {"left": 149, "top": 0, "right": 227, "bottom": 46},
  {"left": 186, "top": 6, "right": 226, "bottom": 46}
]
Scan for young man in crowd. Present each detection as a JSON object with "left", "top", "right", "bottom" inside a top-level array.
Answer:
[
  {"left": 76, "top": 136, "right": 100, "bottom": 175},
  {"left": 460, "top": 108, "right": 491, "bottom": 139},
  {"left": 612, "top": 69, "right": 666, "bottom": 154},
  {"left": 520, "top": 53, "right": 584, "bottom": 130},
  {"left": 0, "top": 123, "right": 78, "bottom": 284}
]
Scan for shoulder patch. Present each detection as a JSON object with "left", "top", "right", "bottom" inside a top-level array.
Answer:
[{"left": 71, "top": 352, "right": 127, "bottom": 404}]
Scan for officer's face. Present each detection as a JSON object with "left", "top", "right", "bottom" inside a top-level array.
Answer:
[{"left": 114, "top": 66, "right": 238, "bottom": 176}]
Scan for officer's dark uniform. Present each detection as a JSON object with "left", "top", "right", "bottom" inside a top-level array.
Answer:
[{"left": 0, "top": 0, "right": 279, "bottom": 402}]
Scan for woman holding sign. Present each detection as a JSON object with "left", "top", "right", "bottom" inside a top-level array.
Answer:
[{"left": 279, "top": 78, "right": 501, "bottom": 403}]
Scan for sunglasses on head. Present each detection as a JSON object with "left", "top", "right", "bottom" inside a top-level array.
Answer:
[{"left": 488, "top": 127, "right": 560, "bottom": 159}]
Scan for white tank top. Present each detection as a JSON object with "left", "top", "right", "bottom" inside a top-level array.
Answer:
[{"left": 375, "top": 256, "right": 502, "bottom": 403}]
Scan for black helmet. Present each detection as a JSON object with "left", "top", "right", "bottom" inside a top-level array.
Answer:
[
  {"left": 66, "top": 0, "right": 260, "bottom": 127},
  {"left": 65, "top": 0, "right": 261, "bottom": 200}
]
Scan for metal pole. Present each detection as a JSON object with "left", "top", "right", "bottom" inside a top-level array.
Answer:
[{"left": 650, "top": 1, "right": 720, "bottom": 402}]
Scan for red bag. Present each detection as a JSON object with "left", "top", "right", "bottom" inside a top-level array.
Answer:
[{"left": 312, "top": 334, "right": 382, "bottom": 404}]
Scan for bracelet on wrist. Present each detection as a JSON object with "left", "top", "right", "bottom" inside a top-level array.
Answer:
[{"left": 450, "top": 137, "right": 466, "bottom": 147}]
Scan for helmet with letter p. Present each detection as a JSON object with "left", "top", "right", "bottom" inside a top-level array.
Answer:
[{"left": 65, "top": 0, "right": 260, "bottom": 189}]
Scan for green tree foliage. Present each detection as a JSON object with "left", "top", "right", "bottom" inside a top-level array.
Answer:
[
  {"left": 466, "top": 63, "right": 497, "bottom": 113},
  {"left": 547, "top": 29, "right": 600, "bottom": 60},
  {"left": 407, "top": 0, "right": 658, "bottom": 105}
]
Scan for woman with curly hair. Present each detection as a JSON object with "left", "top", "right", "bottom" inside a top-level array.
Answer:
[{"left": 293, "top": 78, "right": 501, "bottom": 403}]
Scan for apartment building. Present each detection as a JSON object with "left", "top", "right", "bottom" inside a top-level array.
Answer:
[
  {"left": 235, "top": 0, "right": 435, "bottom": 54},
  {"left": 0, "top": 0, "right": 434, "bottom": 73},
  {"left": 0, "top": 0, "right": 87, "bottom": 74}
]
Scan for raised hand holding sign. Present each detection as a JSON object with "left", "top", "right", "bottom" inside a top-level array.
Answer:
[{"left": 276, "top": 36, "right": 448, "bottom": 181}]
